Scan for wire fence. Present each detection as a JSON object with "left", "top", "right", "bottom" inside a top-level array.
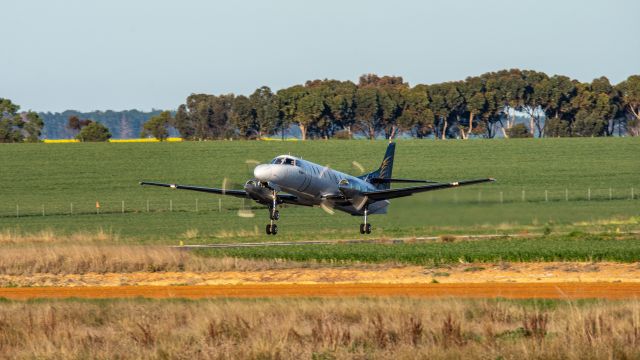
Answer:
[{"left": 0, "top": 187, "right": 637, "bottom": 218}]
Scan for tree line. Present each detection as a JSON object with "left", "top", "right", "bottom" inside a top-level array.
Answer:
[
  {"left": 166, "top": 69, "right": 640, "bottom": 140},
  {"left": 2, "top": 69, "right": 639, "bottom": 143}
]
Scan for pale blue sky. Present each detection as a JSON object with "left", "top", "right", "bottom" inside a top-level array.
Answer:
[{"left": 2, "top": 0, "right": 639, "bottom": 112}]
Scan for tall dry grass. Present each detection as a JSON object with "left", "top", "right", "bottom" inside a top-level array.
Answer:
[
  {"left": 0, "top": 228, "right": 119, "bottom": 245},
  {"left": 0, "top": 298, "right": 638, "bottom": 359},
  {"left": 0, "top": 245, "right": 310, "bottom": 276}
]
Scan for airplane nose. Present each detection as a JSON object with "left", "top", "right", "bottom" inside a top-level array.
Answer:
[{"left": 253, "top": 164, "right": 272, "bottom": 181}]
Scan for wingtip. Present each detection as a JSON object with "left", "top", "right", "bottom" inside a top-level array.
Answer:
[{"left": 489, "top": 178, "right": 497, "bottom": 182}]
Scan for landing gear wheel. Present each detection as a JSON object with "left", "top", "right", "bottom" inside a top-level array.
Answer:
[
  {"left": 359, "top": 224, "right": 365, "bottom": 234},
  {"left": 365, "top": 223, "right": 372, "bottom": 234},
  {"left": 266, "top": 224, "right": 272, "bottom": 235},
  {"left": 270, "top": 224, "right": 278, "bottom": 235},
  {"left": 270, "top": 210, "right": 280, "bottom": 221}
]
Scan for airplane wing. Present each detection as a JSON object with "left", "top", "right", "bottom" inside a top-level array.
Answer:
[
  {"left": 140, "top": 181, "right": 301, "bottom": 204},
  {"left": 362, "top": 178, "right": 495, "bottom": 201},
  {"left": 140, "top": 181, "right": 248, "bottom": 198}
]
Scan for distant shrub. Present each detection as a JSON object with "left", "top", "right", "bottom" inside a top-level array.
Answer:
[
  {"left": 507, "top": 124, "right": 532, "bottom": 138},
  {"left": 77, "top": 122, "right": 112, "bottom": 142},
  {"left": 334, "top": 130, "right": 352, "bottom": 140}
]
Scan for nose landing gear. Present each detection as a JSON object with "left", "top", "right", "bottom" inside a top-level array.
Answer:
[{"left": 266, "top": 191, "right": 280, "bottom": 235}]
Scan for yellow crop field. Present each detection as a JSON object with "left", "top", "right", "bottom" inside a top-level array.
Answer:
[{"left": 43, "top": 138, "right": 183, "bottom": 143}]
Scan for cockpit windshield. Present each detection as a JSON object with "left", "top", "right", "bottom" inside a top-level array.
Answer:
[{"left": 271, "top": 157, "right": 298, "bottom": 166}]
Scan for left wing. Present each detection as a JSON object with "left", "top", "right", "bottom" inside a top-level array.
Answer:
[
  {"left": 140, "top": 181, "right": 248, "bottom": 199},
  {"left": 140, "top": 181, "right": 302, "bottom": 205},
  {"left": 362, "top": 178, "right": 495, "bottom": 201}
]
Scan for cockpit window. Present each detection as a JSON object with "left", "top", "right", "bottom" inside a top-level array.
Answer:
[{"left": 271, "top": 157, "right": 298, "bottom": 166}]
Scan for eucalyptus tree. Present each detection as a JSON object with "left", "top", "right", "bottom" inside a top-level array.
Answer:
[
  {"left": 397, "top": 85, "right": 434, "bottom": 138},
  {"left": 460, "top": 76, "right": 486, "bottom": 139},
  {"left": 617, "top": 75, "right": 640, "bottom": 136},
  {"left": 249, "top": 86, "right": 279, "bottom": 139}
]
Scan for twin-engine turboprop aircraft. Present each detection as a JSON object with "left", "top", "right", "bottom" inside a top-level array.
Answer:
[{"left": 140, "top": 142, "right": 494, "bottom": 235}]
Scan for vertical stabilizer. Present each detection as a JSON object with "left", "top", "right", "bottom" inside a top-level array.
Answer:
[{"left": 359, "top": 142, "right": 395, "bottom": 190}]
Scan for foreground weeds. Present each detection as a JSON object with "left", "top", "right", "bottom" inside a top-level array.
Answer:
[
  {"left": 0, "top": 298, "right": 638, "bottom": 359},
  {"left": 0, "top": 245, "right": 313, "bottom": 276}
]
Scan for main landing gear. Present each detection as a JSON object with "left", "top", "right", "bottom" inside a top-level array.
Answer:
[
  {"left": 266, "top": 191, "right": 280, "bottom": 235},
  {"left": 359, "top": 207, "right": 372, "bottom": 234}
]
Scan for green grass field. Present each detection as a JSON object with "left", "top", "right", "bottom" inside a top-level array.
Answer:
[
  {"left": 194, "top": 233, "right": 640, "bottom": 264},
  {"left": 0, "top": 138, "right": 638, "bottom": 243}
]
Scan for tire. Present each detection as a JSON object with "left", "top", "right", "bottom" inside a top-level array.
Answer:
[
  {"left": 266, "top": 224, "right": 272, "bottom": 235},
  {"left": 365, "top": 223, "right": 372, "bottom": 234},
  {"left": 359, "top": 224, "right": 365, "bottom": 234},
  {"left": 271, "top": 224, "right": 278, "bottom": 235},
  {"left": 273, "top": 210, "right": 280, "bottom": 221}
]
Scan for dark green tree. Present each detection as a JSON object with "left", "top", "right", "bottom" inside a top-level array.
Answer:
[
  {"left": 0, "top": 98, "right": 43, "bottom": 143},
  {"left": 142, "top": 111, "right": 172, "bottom": 140},
  {"left": 76, "top": 121, "right": 112, "bottom": 142}
]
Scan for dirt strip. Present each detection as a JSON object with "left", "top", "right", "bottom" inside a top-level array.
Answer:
[{"left": 1, "top": 283, "right": 640, "bottom": 300}]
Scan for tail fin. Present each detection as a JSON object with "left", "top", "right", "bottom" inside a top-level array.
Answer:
[{"left": 359, "top": 142, "right": 395, "bottom": 190}]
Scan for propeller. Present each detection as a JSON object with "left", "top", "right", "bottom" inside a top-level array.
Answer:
[
  {"left": 352, "top": 195, "right": 369, "bottom": 211},
  {"left": 351, "top": 161, "right": 365, "bottom": 174},
  {"left": 237, "top": 209, "right": 255, "bottom": 218},
  {"left": 319, "top": 201, "right": 335, "bottom": 215}
]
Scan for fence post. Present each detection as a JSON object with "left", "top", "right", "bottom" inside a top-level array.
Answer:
[
  {"left": 565, "top": 189, "right": 569, "bottom": 201},
  {"left": 170, "top": 200, "right": 173, "bottom": 212},
  {"left": 70, "top": 203, "right": 73, "bottom": 215},
  {"left": 196, "top": 199, "right": 199, "bottom": 212},
  {"left": 121, "top": 200, "right": 124, "bottom": 213},
  {"left": 16, "top": 204, "right": 19, "bottom": 218},
  {"left": 609, "top": 188, "right": 612, "bottom": 200},
  {"left": 42, "top": 204, "right": 45, "bottom": 216},
  {"left": 218, "top": 198, "right": 222, "bottom": 212},
  {"left": 146, "top": 200, "right": 150, "bottom": 212},
  {"left": 545, "top": 190, "right": 548, "bottom": 202},
  {"left": 521, "top": 190, "right": 525, "bottom": 202},
  {"left": 588, "top": 188, "right": 591, "bottom": 201},
  {"left": 632, "top": 187, "right": 635, "bottom": 200}
]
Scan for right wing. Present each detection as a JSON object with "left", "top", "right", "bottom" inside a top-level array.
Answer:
[
  {"left": 362, "top": 178, "right": 495, "bottom": 201},
  {"left": 140, "top": 181, "right": 248, "bottom": 199}
]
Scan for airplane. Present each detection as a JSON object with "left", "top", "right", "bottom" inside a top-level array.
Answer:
[{"left": 140, "top": 142, "right": 495, "bottom": 235}]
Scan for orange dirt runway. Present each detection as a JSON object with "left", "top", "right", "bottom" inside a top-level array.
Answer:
[{"left": 1, "top": 283, "right": 640, "bottom": 300}]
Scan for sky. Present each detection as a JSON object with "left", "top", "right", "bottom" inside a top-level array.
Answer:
[{"left": 2, "top": 0, "right": 639, "bottom": 112}]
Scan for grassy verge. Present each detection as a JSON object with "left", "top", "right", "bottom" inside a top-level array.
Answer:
[
  {"left": 194, "top": 233, "right": 640, "bottom": 264},
  {"left": 0, "top": 297, "right": 637, "bottom": 359}
]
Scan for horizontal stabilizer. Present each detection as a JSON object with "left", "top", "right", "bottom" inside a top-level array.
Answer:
[{"left": 369, "top": 178, "right": 438, "bottom": 184}]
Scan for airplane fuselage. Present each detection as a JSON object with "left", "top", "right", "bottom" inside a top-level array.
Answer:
[{"left": 251, "top": 155, "right": 389, "bottom": 215}]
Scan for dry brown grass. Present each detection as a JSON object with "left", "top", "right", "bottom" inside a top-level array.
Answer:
[
  {"left": 0, "top": 228, "right": 119, "bottom": 245},
  {"left": 0, "top": 298, "right": 638, "bottom": 359},
  {"left": 0, "top": 245, "right": 311, "bottom": 276}
]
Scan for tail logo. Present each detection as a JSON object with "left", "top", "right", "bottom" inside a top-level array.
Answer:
[{"left": 379, "top": 156, "right": 391, "bottom": 178}]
